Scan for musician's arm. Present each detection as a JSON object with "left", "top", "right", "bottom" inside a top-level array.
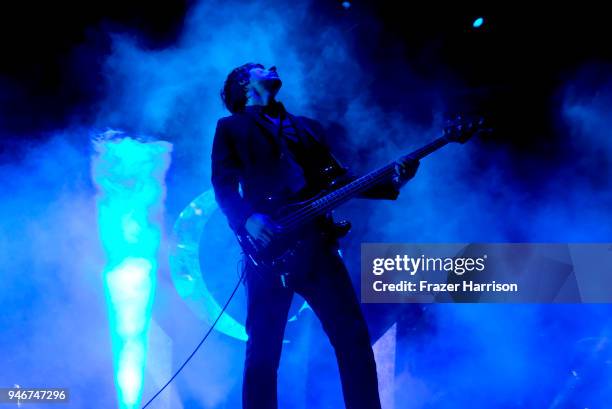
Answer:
[{"left": 211, "top": 119, "right": 254, "bottom": 232}]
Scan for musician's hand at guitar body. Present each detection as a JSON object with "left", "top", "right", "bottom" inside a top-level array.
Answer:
[
  {"left": 393, "top": 156, "right": 420, "bottom": 189},
  {"left": 245, "top": 213, "right": 280, "bottom": 248}
]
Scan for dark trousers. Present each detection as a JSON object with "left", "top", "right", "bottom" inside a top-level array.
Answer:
[{"left": 242, "top": 242, "right": 382, "bottom": 409}]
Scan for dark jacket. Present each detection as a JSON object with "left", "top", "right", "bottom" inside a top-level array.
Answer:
[{"left": 211, "top": 107, "right": 398, "bottom": 232}]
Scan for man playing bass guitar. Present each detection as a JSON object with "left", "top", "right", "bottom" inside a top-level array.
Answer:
[{"left": 211, "top": 63, "right": 419, "bottom": 409}]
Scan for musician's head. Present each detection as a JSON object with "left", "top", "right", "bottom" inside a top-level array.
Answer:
[{"left": 221, "top": 63, "right": 282, "bottom": 113}]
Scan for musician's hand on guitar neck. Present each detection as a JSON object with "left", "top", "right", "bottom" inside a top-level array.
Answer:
[
  {"left": 245, "top": 213, "right": 280, "bottom": 248},
  {"left": 393, "top": 156, "right": 420, "bottom": 188}
]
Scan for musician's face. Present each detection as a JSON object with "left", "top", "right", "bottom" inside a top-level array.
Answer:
[{"left": 248, "top": 65, "right": 282, "bottom": 96}]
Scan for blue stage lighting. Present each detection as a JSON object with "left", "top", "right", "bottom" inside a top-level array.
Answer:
[
  {"left": 92, "top": 134, "right": 172, "bottom": 409},
  {"left": 473, "top": 17, "right": 484, "bottom": 28}
]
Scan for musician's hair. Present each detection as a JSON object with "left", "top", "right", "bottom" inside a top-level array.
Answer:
[{"left": 221, "top": 62, "right": 263, "bottom": 113}]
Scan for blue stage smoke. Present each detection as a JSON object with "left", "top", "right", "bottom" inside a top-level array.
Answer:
[{"left": 1, "top": 1, "right": 611, "bottom": 408}]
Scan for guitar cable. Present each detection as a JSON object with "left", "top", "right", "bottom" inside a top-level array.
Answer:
[{"left": 141, "top": 260, "right": 245, "bottom": 409}]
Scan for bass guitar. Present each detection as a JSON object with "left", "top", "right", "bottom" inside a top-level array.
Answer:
[{"left": 235, "top": 117, "right": 486, "bottom": 286}]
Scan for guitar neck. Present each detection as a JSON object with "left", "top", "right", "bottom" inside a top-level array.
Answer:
[
  {"left": 278, "top": 136, "right": 450, "bottom": 230},
  {"left": 408, "top": 136, "right": 449, "bottom": 161}
]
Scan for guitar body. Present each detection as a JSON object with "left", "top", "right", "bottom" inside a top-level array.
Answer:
[{"left": 236, "top": 191, "right": 350, "bottom": 286}]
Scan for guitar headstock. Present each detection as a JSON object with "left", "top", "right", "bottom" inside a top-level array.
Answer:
[{"left": 443, "top": 116, "right": 489, "bottom": 144}]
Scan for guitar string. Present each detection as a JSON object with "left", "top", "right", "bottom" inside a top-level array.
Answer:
[
  {"left": 275, "top": 137, "right": 450, "bottom": 230},
  {"left": 275, "top": 172, "right": 389, "bottom": 229},
  {"left": 277, "top": 165, "right": 396, "bottom": 229},
  {"left": 277, "top": 165, "right": 394, "bottom": 226}
]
